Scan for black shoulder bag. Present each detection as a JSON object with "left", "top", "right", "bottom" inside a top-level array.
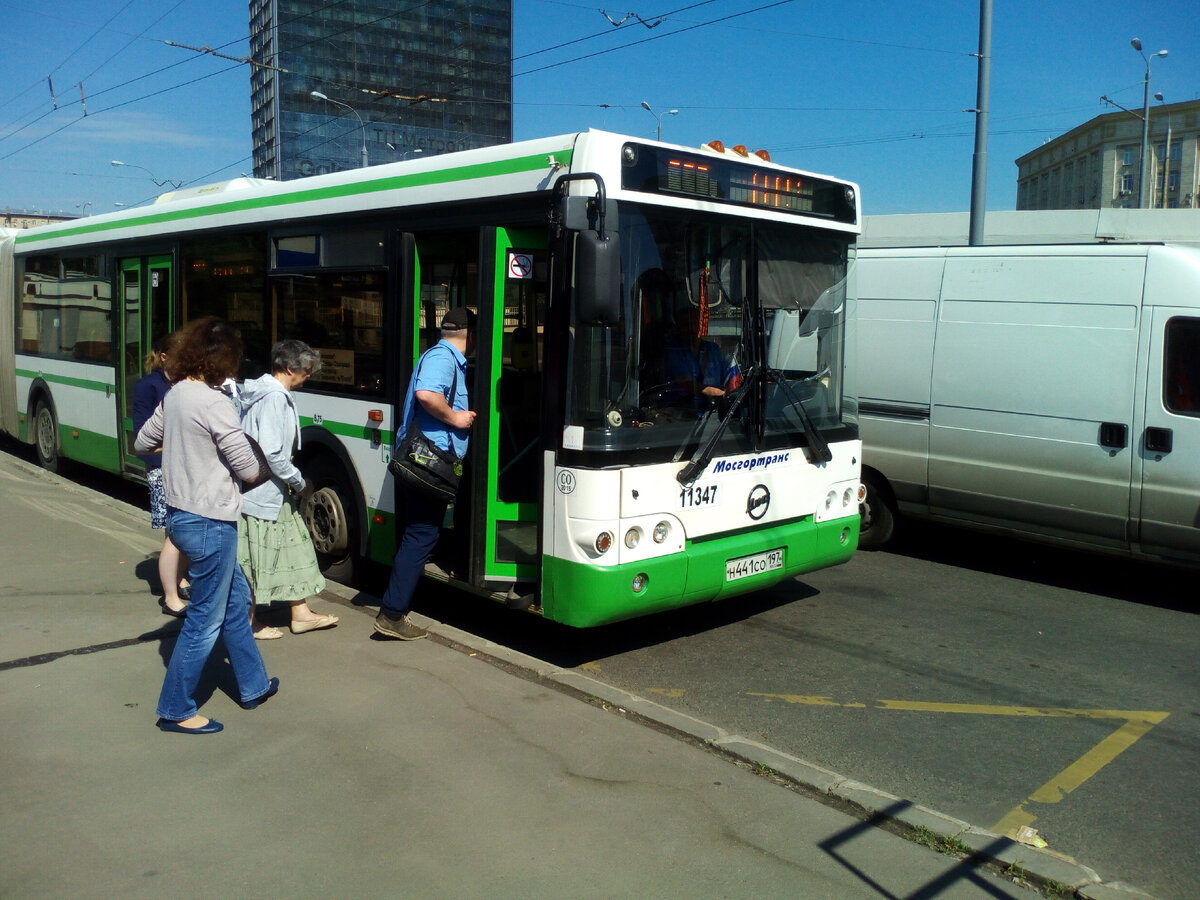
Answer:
[{"left": 387, "top": 351, "right": 464, "bottom": 504}]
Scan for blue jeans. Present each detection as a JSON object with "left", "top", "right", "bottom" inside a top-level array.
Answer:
[
  {"left": 380, "top": 491, "right": 447, "bottom": 618},
  {"left": 158, "top": 509, "right": 271, "bottom": 721}
]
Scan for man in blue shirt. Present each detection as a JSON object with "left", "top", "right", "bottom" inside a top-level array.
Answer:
[
  {"left": 375, "top": 307, "right": 477, "bottom": 640},
  {"left": 660, "top": 303, "right": 739, "bottom": 409}
]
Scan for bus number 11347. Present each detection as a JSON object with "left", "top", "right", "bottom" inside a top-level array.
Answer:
[{"left": 680, "top": 484, "right": 718, "bottom": 508}]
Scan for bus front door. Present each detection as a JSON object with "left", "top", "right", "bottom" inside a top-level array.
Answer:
[
  {"left": 118, "top": 255, "right": 174, "bottom": 472},
  {"left": 474, "top": 227, "right": 546, "bottom": 595}
]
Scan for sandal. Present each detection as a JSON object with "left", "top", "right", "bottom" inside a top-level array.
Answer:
[
  {"left": 291, "top": 614, "right": 339, "bottom": 635},
  {"left": 254, "top": 626, "right": 284, "bottom": 640}
]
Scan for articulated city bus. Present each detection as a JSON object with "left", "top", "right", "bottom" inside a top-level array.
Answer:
[{"left": 0, "top": 130, "right": 862, "bottom": 627}]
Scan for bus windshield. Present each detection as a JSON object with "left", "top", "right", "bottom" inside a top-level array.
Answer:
[{"left": 564, "top": 203, "right": 853, "bottom": 459}]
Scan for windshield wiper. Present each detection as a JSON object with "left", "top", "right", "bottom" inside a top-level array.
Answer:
[
  {"left": 676, "top": 365, "right": 758, "bottom": 485},
  {"left": 767, "top": 367, "right": 833, "bottom": 464}
]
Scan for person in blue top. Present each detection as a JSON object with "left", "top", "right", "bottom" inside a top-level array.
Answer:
[
  {"left": 375, "top": 307, "right": 477, "bottom": 641},
  {"left": 660, "top": 302, "right": 739, "bottom": 410}
]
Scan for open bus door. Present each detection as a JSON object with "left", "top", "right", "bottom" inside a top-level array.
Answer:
[
  {"left": 471, "top": 227, "right": 546, "bottom": 598},
  {"left": 118, "top": 255, "right": 174, "bottom": 473}
]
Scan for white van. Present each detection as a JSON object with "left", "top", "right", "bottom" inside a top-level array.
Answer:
[{"left": 854, "top": 209, "right": 1200, "bottom": 564}]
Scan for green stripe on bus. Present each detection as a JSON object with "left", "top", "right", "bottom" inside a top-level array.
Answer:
[
  {"left": 15, "top": 149, "right": 574, "bottom": 247},
  {"left": 16, "top": 368, "right": 114, "bottom": 393},
  {"left": 540, "top": 514, "right": 859, "bottom": 628},
  {"left": 59, "top": 426, "right": 122, "bottom": 473},
  {"left": 366, "top": 507, "right": 396, "bottom": 564},
  {"left": 299, "top": 416, "right": 393, "bottom": 446}
]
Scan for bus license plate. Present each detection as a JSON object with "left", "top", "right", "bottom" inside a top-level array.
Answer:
[{"left": 725, "top": 548, "right": 784, "bottom": 582}]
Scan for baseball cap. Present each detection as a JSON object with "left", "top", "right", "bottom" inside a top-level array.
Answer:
[{"left": 441, "top": 307, "right": 477, "bottom": 331}]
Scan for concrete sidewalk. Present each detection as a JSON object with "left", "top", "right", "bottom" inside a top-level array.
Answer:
[{"left": 0, "top": 448, "right": 1149, "bottom": 899}]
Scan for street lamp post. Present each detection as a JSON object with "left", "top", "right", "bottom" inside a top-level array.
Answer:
[
  {"left": 311, "top": 90, "right": 368, "bottom": 168},
  {"left": 640, "top": 101, "right": 678, "bottom": 141},
  {"left": 1154, "top": 92, "right": 1173, "bottom": 209},
  {"left": 110, "top": 160, "right": 182, "bottom": 189},
  {"left": 1131, "top": 38, "right": 1167, "bottom": 209}
]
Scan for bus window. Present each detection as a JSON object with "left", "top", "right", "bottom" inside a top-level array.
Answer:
[
  {"left": 273, "top": 271, "right": 387, "bottom": 396},
  {"left": 181, "top": 233, "right": 269, "bottom": 374},
  {"left": 19, "top": 254, "right": 111, "bottom": 362}
]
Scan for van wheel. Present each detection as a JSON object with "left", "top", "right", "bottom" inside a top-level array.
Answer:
[
  {"left": 301, "top": 455, "right": 361, "bottom": 584},
  {"left": 858, "top": 472, "right": 895, "bottom": 550},
  {"left": 34, "top": 400, "right": 61, "bottom": 473}
]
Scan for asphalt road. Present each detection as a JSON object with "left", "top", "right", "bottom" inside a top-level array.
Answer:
[
  {"left": 27, "top": 437, "right": 1197, "bottom": 899},
  {"left": 415, "top": 523, "right": 1199, "bottom": 900}
]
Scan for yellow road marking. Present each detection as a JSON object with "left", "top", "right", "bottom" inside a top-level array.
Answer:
[
  {"left": 646, "top": 688, "right": 687, "bottom": 698},
  {"left": 746, "top": 693, "right": 1170, "bottom": 846}
]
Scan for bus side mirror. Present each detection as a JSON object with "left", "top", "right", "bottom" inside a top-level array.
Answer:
[{"left": 574, "top": 230, "right": 621, "bottom": 326}]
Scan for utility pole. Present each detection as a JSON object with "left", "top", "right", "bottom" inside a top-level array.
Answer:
[{"left": 968, "top": 0, "right": 992, "bottom": 246}]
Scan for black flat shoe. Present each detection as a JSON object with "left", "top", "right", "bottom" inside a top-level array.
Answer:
[
  {"left": 240, "top": 677, "right": 280, "bottom": 710},
  {"left": 156, "top": 717, "right": 223, "bottom": 734},
  {"left": 158, "top": 597, "right": 186, "bottom": 618}
]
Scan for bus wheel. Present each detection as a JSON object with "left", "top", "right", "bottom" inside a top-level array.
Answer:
[
  {"left": 34, "top": 400, "right": 61, "bottom": 474},
  {"left": 301, "top": 456, "right": 360, "bottom": 584},
  {"left": 858, "top": 471, "right": 895, "bottom": 550}
]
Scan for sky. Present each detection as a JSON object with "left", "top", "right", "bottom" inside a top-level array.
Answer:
[{"left": 1, "top": 0, "right": 1196, "bottom": 217}]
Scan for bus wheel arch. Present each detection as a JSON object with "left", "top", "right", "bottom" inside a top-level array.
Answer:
[
  {"left": 297, "top": 433, "right": 366, "bottom": 584},
  {"left": 29, "top": 382, "right": 61, "bottom": 473},
  {"left": 858, "top": 467, "right": 896, "bottom": 550}
]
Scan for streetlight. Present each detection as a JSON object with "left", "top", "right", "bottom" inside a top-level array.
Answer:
[
  {"left": 1131, "top": 38, "right": 1167, "bottom": 209},
  {"left": 110, "top": 160, "right": 182, "bottom": 189},
  {"left": 311, "top": 90, "right": 368, "bottom": 168},
  {"left": 1154, "top": 92, "right": 1173, "bottom": 209},
  {"left": 640, "top": 101, "right": 678, "bottom": 142},
  {"left": 75, "top": 202, "right": 92, "bottom": 216}
]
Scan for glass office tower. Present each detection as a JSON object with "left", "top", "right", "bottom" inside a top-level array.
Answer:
[{"left": 250, "top": 0, "right": 512, "bottom": 180}]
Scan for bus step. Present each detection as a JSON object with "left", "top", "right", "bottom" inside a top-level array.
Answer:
[{"left": 505, "top": 585, "right": 536, "bottom": 611}]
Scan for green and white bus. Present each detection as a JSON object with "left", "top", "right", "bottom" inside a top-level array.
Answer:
[{"left": 0, "top": 130, "right": 862, "bottom": 627}]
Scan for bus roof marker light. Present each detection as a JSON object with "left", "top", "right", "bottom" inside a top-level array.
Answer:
[
  {"left": 732, "top": 145, "right": 750, "bottom": 157},
  {"left": 754, "top": 149, "right": 771, "bottom": 162},
  {"left": 706, "top": 140, "right": 725, "bottom": 154}
]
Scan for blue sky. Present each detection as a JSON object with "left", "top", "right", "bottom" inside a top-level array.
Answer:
[{"left": 1, "top": 0, "right": 1195, "bottom": 216}]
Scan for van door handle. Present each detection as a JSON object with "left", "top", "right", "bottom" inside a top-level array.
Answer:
[
  {"left": 1099, "top": 422, "right": 1127, "bottom": 449},
  {"left": 1146, "top": 426, "right": 1173, "bottom": 454}
]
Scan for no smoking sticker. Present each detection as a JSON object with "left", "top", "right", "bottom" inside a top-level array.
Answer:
[{"left": 507, "top": 252, "right": 534, "bottom": 280}]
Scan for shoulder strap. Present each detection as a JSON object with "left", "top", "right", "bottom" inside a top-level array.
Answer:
[{"left": 414, "top": 344, "right": 459, "bottom": 405}]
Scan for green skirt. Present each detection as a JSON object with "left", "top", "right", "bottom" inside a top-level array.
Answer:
[{"left": 237, "top": 496, "right": 327, "bottom": 606}]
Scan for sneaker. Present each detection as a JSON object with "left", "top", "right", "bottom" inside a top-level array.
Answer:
[{"left": 373, "top": 611, "right": 427, "bottom": 641}]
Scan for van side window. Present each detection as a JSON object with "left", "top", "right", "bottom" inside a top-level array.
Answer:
[{"left": 1164, "top": 317, "right": 1200, "bottom": 415}]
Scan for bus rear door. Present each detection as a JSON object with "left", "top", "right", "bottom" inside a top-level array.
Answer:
[{"left": 118, "top": 255, "right": 174, "bottom": 472}]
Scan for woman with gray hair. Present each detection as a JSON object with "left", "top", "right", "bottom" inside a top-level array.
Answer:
[{"left": 236, "top": 339, "right": 339, "bottom": 638}]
